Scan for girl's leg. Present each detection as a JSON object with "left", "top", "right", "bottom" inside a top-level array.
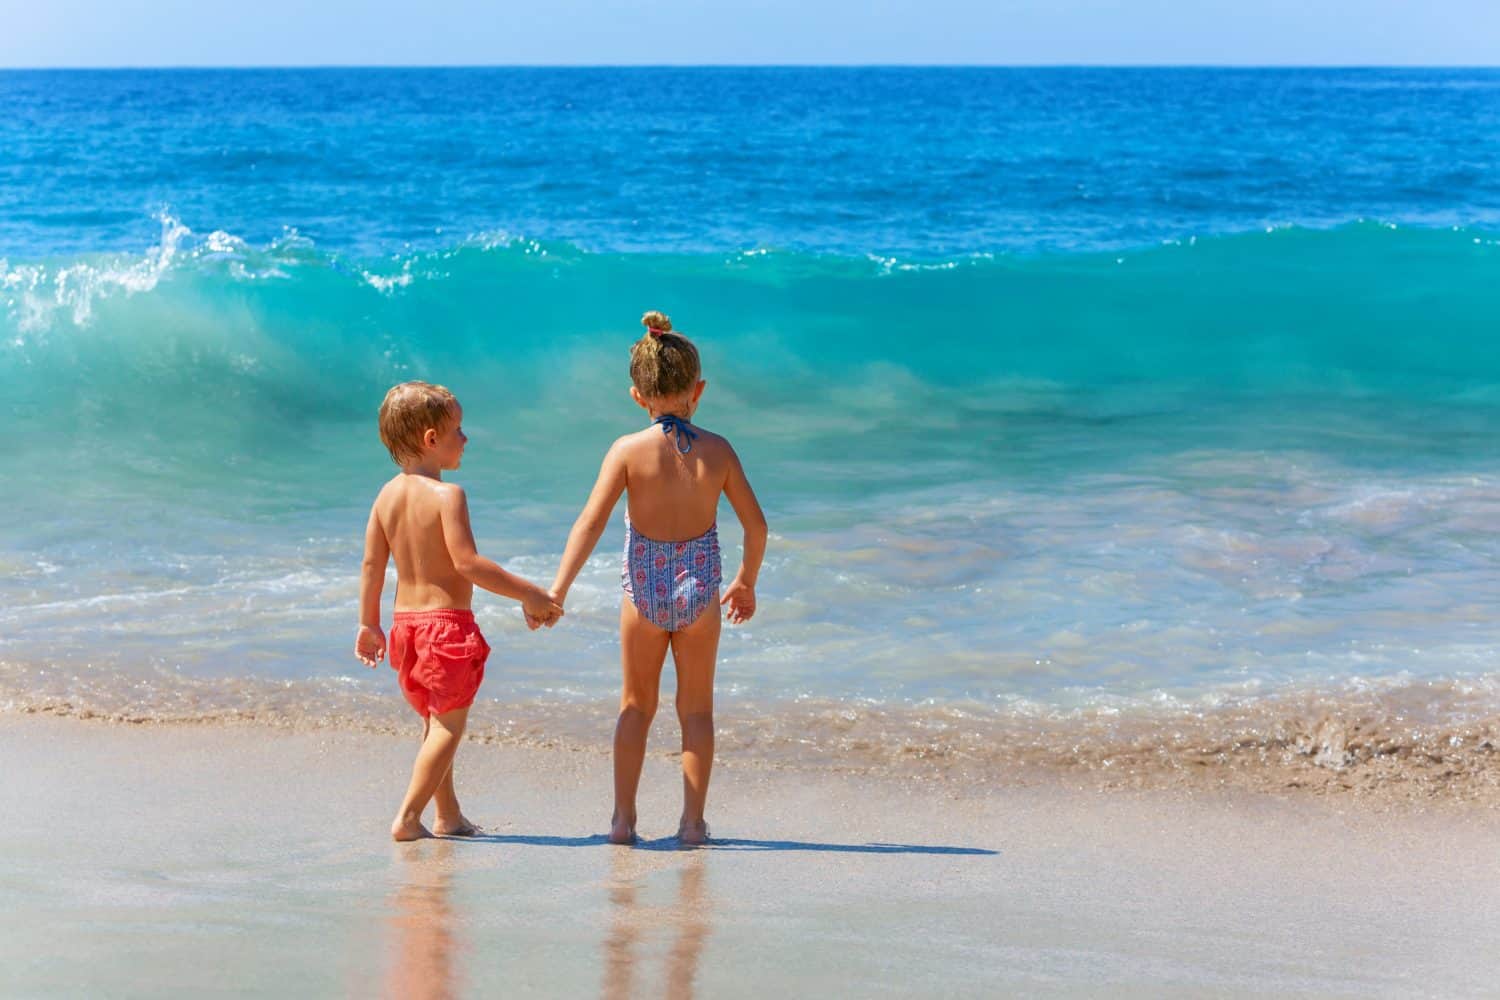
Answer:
[
  {"left": 392, "top": 705, "right": 471, "bottom": 842},
  {"left": 613, "top": 598, "right": 671, "bottom": 844},
  {"left": 670, "top": 603, "right": 721, "bottom": 844}
]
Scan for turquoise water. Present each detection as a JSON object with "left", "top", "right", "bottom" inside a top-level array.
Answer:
[{"left": 3, "top": 69, "right": 1499, "bottom": 738}]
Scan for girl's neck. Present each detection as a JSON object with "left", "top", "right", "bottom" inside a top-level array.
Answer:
[{"left": 649, "top": 404, "right": 693, "bottom": 422}]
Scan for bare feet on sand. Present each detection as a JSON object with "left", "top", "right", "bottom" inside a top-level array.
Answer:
[
  {"left": 433, "top": 815, "right": 481, "bottom": 837},
  {"left": 391, "top": 814, "right": 433, "bottom": 842},
  {"left": 677, "top": 819, "right": 709, "bottom": 846},
  {"left": 608, "top": 811, "right": 637, "bottom": 845}
]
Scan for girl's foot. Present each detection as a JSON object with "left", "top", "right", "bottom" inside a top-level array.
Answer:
[
  {"left": 433, "top": 814, "right": 481, "bottom": 837},
  {"left": 391, "top": 815, "right": 433, "bottom": 842},
  {"left": 608, "top": 811, "right": 638, "bottom": 845},
  {"left": 677, "top": 819, "right": 709, "bottom": 846}
]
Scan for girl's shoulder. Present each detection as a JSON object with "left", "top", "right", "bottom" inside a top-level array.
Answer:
[
  {"left": 612, "top": 424, "right": 734, "bottom": 460},
  {"left": 689, "top": 423, "right": 729, "bottom": 447},
  {"left": 610, "top": 427, "right": 660, "bottom": 451},
  {"left": 603, "top": 427, "right": 661, "bottom": 465},
  {"left": 672, "top": 423, "right": 733, "bottom": 456}
]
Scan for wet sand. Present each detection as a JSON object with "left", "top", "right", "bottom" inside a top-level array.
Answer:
[
  {"left": 10, "top": 669, "right": 1500, "bottom": 808},
  {"left": 6, "top": 713, "right": 1500, "bottom": 997}
]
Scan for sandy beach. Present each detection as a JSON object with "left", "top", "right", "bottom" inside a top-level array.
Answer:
[{"left": 6, "top": 712, "right": 1499, "bottom": 998}]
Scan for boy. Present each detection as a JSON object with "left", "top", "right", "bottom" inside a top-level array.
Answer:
[{"left": 356, "top": 381, "right": 562, "bottom": 841}]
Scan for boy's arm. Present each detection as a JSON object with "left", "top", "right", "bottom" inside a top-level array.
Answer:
[
  {"left": 720, "top": 444, "right": 768, "bottom": 625},
  {"left": 356, "top": 506, "right": 389, "bottom": 667},
  {"left": 438, "top": 484, "right": 563, "bottom": 622},
  {"left": 550, "top": 441, "right": 628, "bottom": 603}
]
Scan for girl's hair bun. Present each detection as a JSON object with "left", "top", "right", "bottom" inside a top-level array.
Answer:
[
  {"left": 630, "top": 309, "right": 700, "bottom": 397},
  {"left": 641, "top": 310, "right": 673, "bottom": 335}
]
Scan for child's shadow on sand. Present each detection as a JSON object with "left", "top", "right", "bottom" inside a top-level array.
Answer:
[
  {"left": 681, "top": 838, "right": 996, "bottom": 856},
  {"left": 451, "top": 833, "right": 996, "bottom": 855}
]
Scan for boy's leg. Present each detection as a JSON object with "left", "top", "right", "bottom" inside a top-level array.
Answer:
[
  {"left": 421, "top": 715, "right": 475, "bottom": 835},
  {"left": 392, "top": 705, "right": 470, "bottom": 842},
  {"left": 432, "top": 760, "right": 477, "bottom": 836},
  {"left": 613, "top": 598, "right": 671, "bottom": 844},
  {"left": 670, "top": 604, "right": 721, "bottom": 844}
]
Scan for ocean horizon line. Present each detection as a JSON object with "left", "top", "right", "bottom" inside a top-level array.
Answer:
[{"left": 4, "top": 62, "right": 1500, "bottom": 72}]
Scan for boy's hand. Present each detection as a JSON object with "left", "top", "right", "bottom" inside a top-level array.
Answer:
[
  {"left": 721, "top": 579, "right": 756, "bottom": 625},
  {"left": 528, "top": 589, "right": 566, "bottom": 630},
  {"left": 522, "top": 607, "right": 558, "bottom": 630},
  {"left": 355, "top": 624, "right": 386, "bottom": 667},
  {"left": 522, "top": 589, "right": 564, "bottom": 630}
]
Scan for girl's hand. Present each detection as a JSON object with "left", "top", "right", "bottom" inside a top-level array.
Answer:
[
  {"left": 522, "top": 604, "right": 559, "bottom": 631},
  {"left": 355, "top": 624, "right": 386, "bottom": 667},
  {"left": 522, "top": 589, "right": 564, "bottom": 630},
  {"left": 721, "top": 579, "right": 756, "bottom": 625}
]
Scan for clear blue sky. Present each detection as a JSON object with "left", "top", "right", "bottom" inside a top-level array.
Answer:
[{"left": 4, "top": 0, "right": 1499, "bottom": 67}]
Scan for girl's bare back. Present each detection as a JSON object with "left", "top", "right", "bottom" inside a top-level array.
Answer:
[{"left": 618, "top": 425, "right": 735, "bottom": 542}]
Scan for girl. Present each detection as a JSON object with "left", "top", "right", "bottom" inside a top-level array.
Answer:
[{"left": 550, "top": 311, "right": 768, "bottom": 845}]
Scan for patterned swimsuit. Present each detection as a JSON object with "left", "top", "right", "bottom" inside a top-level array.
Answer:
[
  {"left": 620, "top": 413, "right": 723, "bottom": 630},
  {"left": 622, "top": 517, "right": 723, "bottom": 631}
]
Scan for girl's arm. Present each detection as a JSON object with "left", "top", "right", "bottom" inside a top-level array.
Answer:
[
  {"left": 356, "top": 505, "right": 390, "bottom": 666},
  {"left": 550, "top": 441, "right": 629, "bottom": 603},
  {"left": 720, "top": 445, "right": 768, "bottom": 624}
]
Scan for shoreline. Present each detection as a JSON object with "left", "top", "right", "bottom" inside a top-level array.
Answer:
[
  {"left": 8, "top": 713, "right": 1500, "bottom": 996},
  {"left": 8, "top": 668, "right": 1500, "bottom": 810}
]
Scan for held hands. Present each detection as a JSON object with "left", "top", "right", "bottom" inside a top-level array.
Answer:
[
  {"left": 523, "top": 588, "right": 565, "bottom": 631},
  {"left": 355, "top": 624, "right": 387, "bottom": 667},
  {"left": 721, "top": 577, "right": 756, "bottom": 625}
]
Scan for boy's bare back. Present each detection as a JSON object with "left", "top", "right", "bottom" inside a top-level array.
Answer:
[
  {"left": 358, "top": 380, "right": 560, "bottom": 674},
  {"left": 367, "top": 473, "right": 475, "bottom": 612},
  {"left": 614, "top": 425, "right": 748, "bottom": 542}
]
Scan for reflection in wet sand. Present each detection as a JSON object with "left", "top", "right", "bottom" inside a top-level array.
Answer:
[
  {"left": 603, "top": 850, "right": 712, "bottom": 1000},
  {"left": 602, "top": 860, "right": 642, "bottom": 1000},
  {"left": 386, "top": 841, "right": 465, "bottom": 1000},
  {"left": 665, "top": 860, "right": 709, "bottom": 1000}
]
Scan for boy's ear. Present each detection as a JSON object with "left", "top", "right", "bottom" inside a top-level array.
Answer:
[
  {"left": 629, "top": 386, "right": 649, "bottom": 410},
  {"left": 423, "top": 427, "right": 439, "bottom": 449}
]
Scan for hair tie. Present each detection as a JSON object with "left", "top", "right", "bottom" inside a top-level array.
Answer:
[{"left": 648, "top": 327, "right": 668, "bottom": 339}]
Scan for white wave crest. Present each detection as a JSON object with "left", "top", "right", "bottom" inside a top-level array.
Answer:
[{"left": 3, "top": 214, "right": 191, "bottom": 332}]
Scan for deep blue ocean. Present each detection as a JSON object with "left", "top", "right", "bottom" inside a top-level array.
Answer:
[
  {"left": 5, "top": 68, "right": 1500, "bottom": 258},
  {"left": 3, "top": 68, "right": 1500, "bottom": 755}
]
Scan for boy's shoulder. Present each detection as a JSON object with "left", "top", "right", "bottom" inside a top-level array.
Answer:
[{"left": 375, "top": 472, "right": 467, "bottom": 510}]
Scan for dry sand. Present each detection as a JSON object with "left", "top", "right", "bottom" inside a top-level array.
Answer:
[{"left": 5, "top": 713, "right": 1499, "bottom": 997}]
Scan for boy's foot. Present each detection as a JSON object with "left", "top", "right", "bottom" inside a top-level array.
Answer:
[
  {"left": 677, "top": 820, "right": 709, "bottom": 846},
  {"left": 433, "top": 815, "right": 481, "bottom": 837},
  {"left": 391, "top": 816, "right": 434, "bottom": 842},
  {"left": 608, "top": 812, "right": 638, "bottom": 845}
]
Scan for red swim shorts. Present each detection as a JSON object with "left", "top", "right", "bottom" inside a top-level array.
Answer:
[{"left": 389, "top": 609, "right": 490, "bottom": 717}]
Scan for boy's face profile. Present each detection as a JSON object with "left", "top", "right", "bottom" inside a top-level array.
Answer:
[{"left": 424, "top": 404, "right": 467, "bottom": 470}]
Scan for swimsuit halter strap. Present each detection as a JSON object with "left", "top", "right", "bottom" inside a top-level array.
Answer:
[{"left": 653, "top": 413, "right": 699, "bottom": 454}]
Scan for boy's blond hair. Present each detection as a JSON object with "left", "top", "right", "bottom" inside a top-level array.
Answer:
[{"left": 379, "top": 381, "right": 458, "bottom": 466}]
